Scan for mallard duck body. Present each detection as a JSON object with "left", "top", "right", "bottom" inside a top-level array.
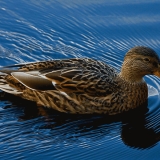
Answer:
[{"left": 0, "top": 46, "right": 159, "bottom": 115}]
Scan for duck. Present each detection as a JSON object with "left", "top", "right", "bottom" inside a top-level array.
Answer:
[{"left": 0, "top": 46, "right": 160, "bottom": 115}]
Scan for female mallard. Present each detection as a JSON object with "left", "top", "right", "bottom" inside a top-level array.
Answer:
[{"left": 0, "top": 46, "right": 160, "bottom": 115}]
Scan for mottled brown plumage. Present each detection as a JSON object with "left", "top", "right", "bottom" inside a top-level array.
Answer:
[{"left": 0, "top": 46, "right": 160, "bottom": 115}]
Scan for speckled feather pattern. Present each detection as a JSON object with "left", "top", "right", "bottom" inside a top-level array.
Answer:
[
  {"left": 19, "top": 58, "right": 118, "bottom": 96},
  {"left": 21, "top": 78, "right": 147, "bottom": 115}
]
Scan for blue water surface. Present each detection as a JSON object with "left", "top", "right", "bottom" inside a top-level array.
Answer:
[{"left": 0, "top": 0, "right": 160, "bottom": 160}]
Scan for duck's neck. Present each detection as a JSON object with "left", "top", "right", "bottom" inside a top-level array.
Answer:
[{"left": 119, "top": 62, "right": 144, "bottom": 83}]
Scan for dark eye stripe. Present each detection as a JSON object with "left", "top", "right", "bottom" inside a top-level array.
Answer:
[
  {"left": 152, "top": 62, "right": 158, "bottom": 67},
  {"left": 143, "top": 58, "right": 150, "bottom": 62},
  {"left": 134, "top": 58, "right": 142, "bottom": 61},
  {"left": 134, "top": 57, "right": 158, "bottom": 67}
]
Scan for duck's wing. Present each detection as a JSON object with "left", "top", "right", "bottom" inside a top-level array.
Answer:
[
  {"left": 1, "top": 58, "right": 118, "bottom": 97},
  {"left": 39, "top": 58, "right": 118, "bottom": 96}
]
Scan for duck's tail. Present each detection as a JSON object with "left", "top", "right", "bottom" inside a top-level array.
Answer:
[{"left": 0, "top": 72, "right": 22, "bottom": 95}]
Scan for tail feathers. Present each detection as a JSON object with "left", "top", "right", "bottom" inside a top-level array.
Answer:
[
  {"left": 0, "top": 84, "right": 22, "bottom": 94},
  {"left": 0, "top": 76, "right": 22, "bottom": 95}
]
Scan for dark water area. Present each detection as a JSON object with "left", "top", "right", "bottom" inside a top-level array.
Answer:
[{"left": 0, "top": 0, "right": 160, "bottom": 159}]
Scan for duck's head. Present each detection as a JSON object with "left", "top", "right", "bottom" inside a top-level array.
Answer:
[{"left": 120, "top": 46, "right": 160, "bottom": 83}]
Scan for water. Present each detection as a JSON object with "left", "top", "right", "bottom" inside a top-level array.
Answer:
[{"left": 0, "top": 0, "right": 160, "bottom": 159}]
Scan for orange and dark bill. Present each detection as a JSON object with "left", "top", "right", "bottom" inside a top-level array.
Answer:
[{"left": 154, "top": 65, "right": 160, "bottom": 77}]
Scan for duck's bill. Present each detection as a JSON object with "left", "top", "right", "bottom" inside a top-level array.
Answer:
[{"left": 153, "top": 70, "right": 160, "bottom": 77}]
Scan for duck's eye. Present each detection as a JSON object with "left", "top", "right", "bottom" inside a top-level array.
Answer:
[{"left": 143, "top": 58, "right": 150, "bottom": 62}]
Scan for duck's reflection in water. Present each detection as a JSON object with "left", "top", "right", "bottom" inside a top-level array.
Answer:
[{"left": 1, "top": 92, "right": 160, "bottom": 149}]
